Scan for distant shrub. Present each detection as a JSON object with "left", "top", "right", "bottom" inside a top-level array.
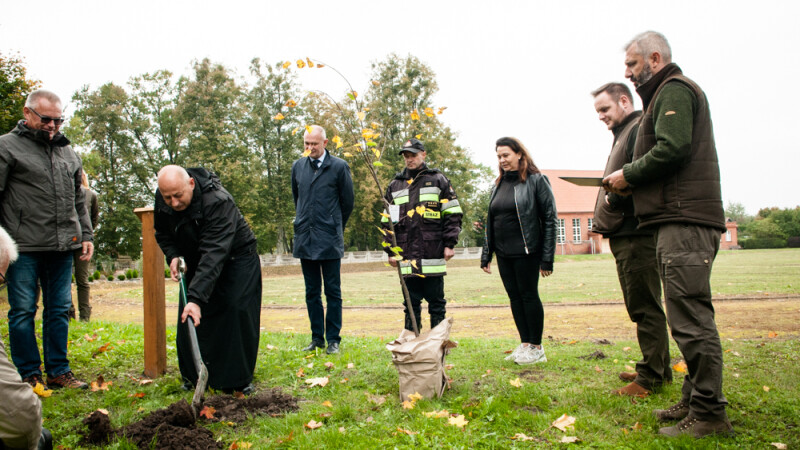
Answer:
[
  {"left": 125, "top": 269, "right": 134, "bottom": 280},
  {"left": 93, "top": 270, "right": 101, "bottom": 280},
  {"left": 117, "top": 274, "right": 126, "bottom": 281},
  {"left": 788, "top": 236, "right": 800, "bottom": 248},
  {"left": 107, "top": 276, "right": 114, "bottom": 281},
  {"left": 740, "top": 237, "right": 786, "bottom": 249},
  {"left": 132, "top": 269, "right": 139, "bottom": 278},
  {"left": 88, "top": 277, "right": 94, "bottom": 283},
  {"left": 165, "top": 269, "right": 171, "bottom": 278}
]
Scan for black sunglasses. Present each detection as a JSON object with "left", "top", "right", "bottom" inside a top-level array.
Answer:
[{"left": 29, "top": 108, "right": 65, "bottom": 126}]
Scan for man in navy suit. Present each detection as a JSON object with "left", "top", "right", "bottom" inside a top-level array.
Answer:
[{"left": 291, "top": 125, "right": 354, "bottom": 354}]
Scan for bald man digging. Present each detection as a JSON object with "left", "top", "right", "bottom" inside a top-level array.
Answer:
[{"left": 154, "top": 166, "right": 262, "bottom": 395}]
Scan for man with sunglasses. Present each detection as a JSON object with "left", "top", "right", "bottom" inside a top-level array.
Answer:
[{"left": 0, "top": 89, "right": 94, "bottom": 390}]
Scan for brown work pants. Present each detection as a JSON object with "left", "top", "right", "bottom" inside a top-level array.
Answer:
[
  {"left": 655, "top": 223, "right": 728, "bottom": 420},
  {"left": 610, "top": 235, "right": 671, "bottom": 390}
]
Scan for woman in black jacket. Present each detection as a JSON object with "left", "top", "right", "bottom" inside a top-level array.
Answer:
[{"left": 481, "top": 137, "right": 558, "bottom": 364}]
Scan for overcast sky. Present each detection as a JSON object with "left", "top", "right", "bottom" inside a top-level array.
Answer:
[{"left": 2, "top": 0, "right": 798, "bottom": 214}]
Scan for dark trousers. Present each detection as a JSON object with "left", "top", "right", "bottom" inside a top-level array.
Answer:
[
  {"left": 300, "top": 259, "right": 342, "bottom": 344},
  {"left": 655, "top": 223, "right": 727, "bottom": 420},
  {"left": 68, "top": 249, "right": 92, "bottom": 321},
  {"left": 496, "top": 255, "right": 544, "bottom": 345},
  {"left": 403, "top": 276, "right": 446, "bottom": 332},
  {"left": 610, "top": 235, "right": 671, "bottom": 390}
]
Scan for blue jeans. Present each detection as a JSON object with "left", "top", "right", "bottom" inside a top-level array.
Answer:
[{"left": 7, "top": 251, "right": 74, "bottom": 378}]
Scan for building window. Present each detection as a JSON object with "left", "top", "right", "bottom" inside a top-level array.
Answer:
[
  {"left": 572, "top": 218, "right": 582, "bottom": 242},
  {"left": 587, "top": 218, "right": 593, "bottom": 233},
  {"left": 725, "top": 230, "right": 732, "bottom": 242},
  {"left": 557, "top": 219, "right": 565, "bottom": 244}
]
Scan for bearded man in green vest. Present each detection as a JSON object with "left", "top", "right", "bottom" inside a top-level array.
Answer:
[
  {"left": 591, "top": 82, "right": 671, "bottom": 398},
  {"left": 604, "top": 31, "right": 732, "bottom": 438}
]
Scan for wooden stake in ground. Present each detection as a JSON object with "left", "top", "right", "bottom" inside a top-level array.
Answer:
[{"left": 135, "top": 207, "right": 167, "bottom": 377}]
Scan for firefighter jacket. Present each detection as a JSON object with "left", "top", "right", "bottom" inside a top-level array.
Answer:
[{"left": 381, "top": 164, "right": 463, "bottom": 277}]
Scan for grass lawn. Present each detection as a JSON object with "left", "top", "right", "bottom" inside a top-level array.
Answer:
[
  {"left": 86, "top": 248, "right": 800, "bottom": 308},
  {"left": 1, "top": 318, "right": 798, "bottom": 449},
  {"left": 1, "top": 248, "right": 798, "bottom": 448}
]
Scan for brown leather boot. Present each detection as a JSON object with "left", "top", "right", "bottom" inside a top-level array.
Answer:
[
  {"left": 654, "top": 399, "right": 690, "bottom": 422},
  {"left": 618, "top": 371, "right": 637, "bottom": 382},
  {"left": 658, "top": 415, "right": 734, "bottom": 438},
  {"left": 612, "top": 381, "right": 650, "bottom": 397}
]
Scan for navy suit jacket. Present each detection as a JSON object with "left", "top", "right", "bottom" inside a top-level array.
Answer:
[{"left": 291, "top": 150, "right": 354, "bottom": 260}]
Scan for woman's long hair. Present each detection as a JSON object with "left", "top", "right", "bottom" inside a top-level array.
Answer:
[{"left": 494, "top": 137, "right": 540, "bottom": 185}]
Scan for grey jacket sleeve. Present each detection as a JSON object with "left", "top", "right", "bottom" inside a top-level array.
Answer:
[{"left": 0, "top": 342, "right": 42, "bottom": 450}]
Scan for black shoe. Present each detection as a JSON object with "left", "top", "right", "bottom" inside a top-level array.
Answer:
[
  {"left": 302, "top": 341, "right": 324, "bottom": 352},
  {"left": 39, "top": 427, "right": 53, "bottom": 450},
  {"left": 239, "top": 383, "right": 255, "bottom": 396},
  {"left": 326, "top": 342, "right": 340, "bottom": 354}
]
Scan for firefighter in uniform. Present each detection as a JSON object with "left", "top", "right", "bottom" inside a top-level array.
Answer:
[{"left": 382, "top": 138, "right": 463, "bottom": 331}]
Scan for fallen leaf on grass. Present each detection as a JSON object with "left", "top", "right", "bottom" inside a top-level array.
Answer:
[
  {"left": 229, "top": 442, "right": 252, "bottom": 449},
  {"left": 32, "top": 383, "right": 52, "bottom": 398},
  {"left": 324, "top": 362, "right": 335, "bottom": 370},
  {"left": 90, "top": 375, "right": 112, "bottom": 391},
  {"left": 445, "top": 364, "right": 454, "bottom": 370},
  {"left": 407, "top": 392, "right": 422, "bottom": 402},
  {"left": 396, "top": 427, "right": 417, "bottom": 435},
  {"left": 347, "top": 363, "right": 354, "bottom": 369},
  {"left": 305, "top": 377, "right": 329, "bottom": 388},
  {"left": 128, "top": 392, "right": 145, "bottom": 398},
  {"left": 768, "top": 331, "right": 778, "bottom": 338},
  {"left": 561, "top": 436, "right": 580, "bottom": 443},
  {"left": 84, "top": 333, "right": 98, "bottom": 342},
  {"left": 199, "top": 406, "right": 216, "bottom": 419},
  {"left": 424, "top": 410, "right": 449, "bottom": 418},
  {"left": 631, "top": 422, "right": 642, "bottom": 430},
  {"left": 367, "top": 394, "right": 386, "bottom": 405},
  {"left": 551, "top": 414, "right": 576, "bottom": 431},
  {"left": 338, "top": 427, "right": 346, "bottom": 433},
  {"left": 307, "top": 363, "right": 314, "bottom": 369},
  {"left": 511, "top": 433, "right": 536, "bottom": 441},
  {"left": 509, "top": 378, "right": 522, "bottom": 388},
  {"left": 340, "top": 378, "right": 348, "bottom": 384},
  {"left": 233, "top": 391, "right": 245, "bottom": 399},
  {"left": 276, "top": 431, "right": 294, "bottom": 443},
  {"left": 625, "top": 365, "right": 635, "bottom": 372},
  {"left": 763, "top": 386, "right": 770, "bottom": 392},
  {"left": 266, "top": 344, "right": 276, "bottom": 350},
  {"left": 296, "top": 368, "right": 305, "bottom": 378},
  {"left": 321, "top": 401, "right": 333, "bottom": 407},
  {"left": 92, "top": 343, "right": 113, "bottom": 358},
  {"left": 402, "top": 400, "right": 415, "bottom": 410},
  {"left": 305, "top": 420, "right": 323, "bottom": 430},
  {"left": 771, "top": 443, "right": 787, "bottom": 449},
  {"left": 672, "top": 361, "right": 688, "bottom": 373},
  {"left": 448, "top": 415, "right": 469, "bottom": 428},
  {"left": 365, "top": 416, "right": 374, "bottom": 423},
  {"left": 594, "top": 365, "right": 603, "bottom": 373},
  {"left": 138, "top": 379, "right": 153, "bottom": 385},
  {"left": 622, "top": 346, "right": 632, "bottom": 351}
]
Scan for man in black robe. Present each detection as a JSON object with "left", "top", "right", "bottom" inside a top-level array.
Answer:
[{"left": 154, "top": 165, "right": 261, "bottom": 394}]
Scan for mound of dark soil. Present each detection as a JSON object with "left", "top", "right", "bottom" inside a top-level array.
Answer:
[
  {"left": 83, "top": 400, "right": 219, "bottom": 449},
  {"left": 202, "top": 388, "right": 299, "bottom": 422},
  {"left": 81, "top": 390, "right": 299, "bottom": 448}
]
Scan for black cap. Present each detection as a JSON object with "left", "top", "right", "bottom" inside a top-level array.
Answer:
[{"left": 399, "top": 138, "right": 425, "bottom": 155}]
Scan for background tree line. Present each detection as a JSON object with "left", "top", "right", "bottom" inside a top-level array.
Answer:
[
  {"left": 725, "top": 202, "right": 800, "bottom": 248},
  {"left": 2, "top": 52, "right": 490, "bottom": 258}
]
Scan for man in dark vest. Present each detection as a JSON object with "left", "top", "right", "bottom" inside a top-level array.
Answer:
[
  {"left": 604, "top": 31, "right": 732, "bottom": 438},
  {"left": 591, "top": 82, "right": 671, "bottom": 397},
  {"left": 155, "top": 165, "right": 262, "bottom": 395}
]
